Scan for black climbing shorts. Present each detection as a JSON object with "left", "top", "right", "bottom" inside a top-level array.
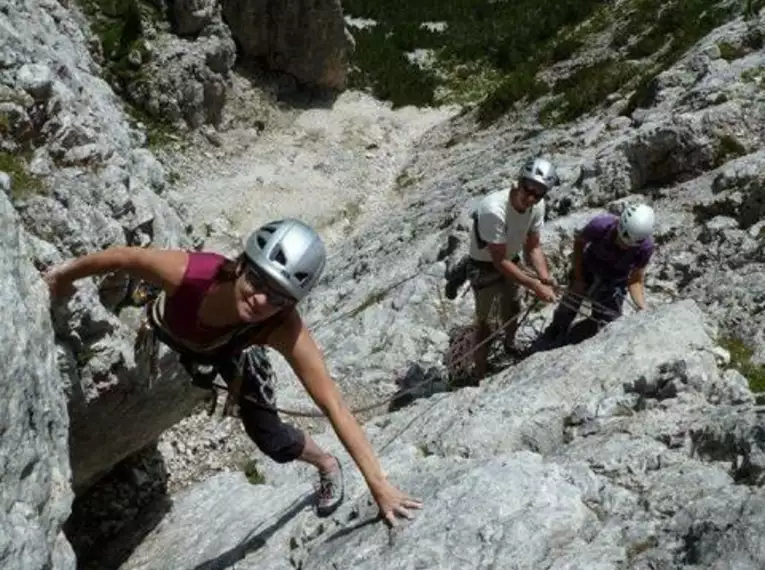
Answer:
[{"left": 236, "top": 347, "right": 306, "bottom": 464}]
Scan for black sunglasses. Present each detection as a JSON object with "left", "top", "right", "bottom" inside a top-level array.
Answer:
[
  {"left": 241, "top": 264, "right": 296, "bottom": 308},
  {"left": 520, "top": 180, "right": 548, "bottom": 199}
]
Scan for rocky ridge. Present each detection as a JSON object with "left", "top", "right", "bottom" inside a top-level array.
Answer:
[
  {"left": 112, "top": 302, "right": 765, "bottom": 570},
  {"left": 0, "top": 194, "right": 75, "bottom": 570},
  {"left": 73, "top": 4, "right": 765, "bottom": 567},
  {"left": 2, "top": 0, "right": 765, "bottom": 568},
  {"left": 106, "top": 4, "right": 765, "bottom": 567}
]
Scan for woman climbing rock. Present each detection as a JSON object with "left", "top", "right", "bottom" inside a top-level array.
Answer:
[{"left": 44, "top": 218, "right": 422, "bottom": 525}]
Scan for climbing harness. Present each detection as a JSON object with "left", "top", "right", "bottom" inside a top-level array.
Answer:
[{"left": 135, "top": 289, "right": 282, "bottom": 417}]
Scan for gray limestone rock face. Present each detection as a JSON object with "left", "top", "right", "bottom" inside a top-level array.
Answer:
[
  {"left": 106, "top": 301, "right": 765, "bottom": 570},
  {"left": 172, "top": 0, "right": 220, "bottom": 36},
  {"left": 4, "top": 0, "right": 765, "bottom": 568},
  {"left": 0, "top": 194, "right": 75, "bottom": 570},
  {"left": 1, "top": 0, "right": 205, "bottom": 494},
  {"left": 124, "top": 29, "right": 237, "bottom": 129},
  {"left": 221, "top": 0, "right": 353, "bottom": 90}
]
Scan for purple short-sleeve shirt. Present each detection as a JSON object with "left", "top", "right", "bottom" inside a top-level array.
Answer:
[{"left": 580, "top": 214, "right": 654, "bottom": 281}]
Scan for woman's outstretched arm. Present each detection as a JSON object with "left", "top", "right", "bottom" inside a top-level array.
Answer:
[
  {"left": 43, "top": 247, "right": 188, "bottom": 297},
  {"left": 268, "top": 310, "right": 423, "bottom": 526}
]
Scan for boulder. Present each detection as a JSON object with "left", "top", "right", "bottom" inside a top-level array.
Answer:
[
  {"left": 0, "top": 194, "right": 75, "bottom": 570},
  {"left": 221, "top": 0, "right": 353, "bottom": 90}
]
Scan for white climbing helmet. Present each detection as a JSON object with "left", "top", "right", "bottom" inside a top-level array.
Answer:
[
  {"left": 618, "top": 203, "right": 655, "bottom": 245},
  {"left": 518, "top": 157, "right": 559, "bottom": 192}
]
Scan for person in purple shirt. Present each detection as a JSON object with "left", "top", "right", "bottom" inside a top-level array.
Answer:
[{"left": 539, "top": 203, "right": 656, "bottom": 345}]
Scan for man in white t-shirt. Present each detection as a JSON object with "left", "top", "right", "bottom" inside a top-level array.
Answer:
[{"left": 468, "top": 157, "right": 559, "bottom": 378}]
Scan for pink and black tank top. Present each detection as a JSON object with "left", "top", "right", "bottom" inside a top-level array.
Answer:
[{"left": 159, "top": 251, "right": 283, "bottom": 352}]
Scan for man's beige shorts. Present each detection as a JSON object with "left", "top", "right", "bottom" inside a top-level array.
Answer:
[{"left": 473, "top": 277, "right": 522, "bottom": 324}]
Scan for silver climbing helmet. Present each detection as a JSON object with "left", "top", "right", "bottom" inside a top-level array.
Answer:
[
  {"left": 518, "top": 157, "right": 559, "bottom": 191},
  {"left": 618, "top": 203, "right": 655, "bottom": 245},
  {"left": 243, "top": 218, "right": 327, "bottom": 302}
]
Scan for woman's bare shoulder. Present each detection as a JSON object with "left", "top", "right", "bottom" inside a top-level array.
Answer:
[{"left": 128, "top": 248, "right": 190, "bottom": 294}]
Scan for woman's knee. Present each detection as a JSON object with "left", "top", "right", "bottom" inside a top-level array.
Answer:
[
  {"left": 261, "top": 436, "right": 305, "bottom": 464},
  {"left": 240, "top": 408, "right": 306, "bottom": 463}
]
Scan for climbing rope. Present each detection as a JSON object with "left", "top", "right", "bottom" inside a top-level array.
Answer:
[
  {"left": 233, "top": 265, "right": 636, "bottom": 419},
  {"left": 236, "top": 298, "right": 539, "bottom": 418}
]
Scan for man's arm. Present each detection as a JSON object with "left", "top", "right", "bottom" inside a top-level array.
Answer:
[
  {"left": 524, "top": 230, "right": 552, "bottom": 284},
  {"left": 627, "top": 265, "right": 648, "bottom": 310},
  {"left": 487, "top": 243, "right": 540, "bottom": 290}
]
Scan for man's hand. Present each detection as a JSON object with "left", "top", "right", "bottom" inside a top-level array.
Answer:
[
  {"left": 539, "top": 276, "right": 557, "bottom": 288},
  {"left": 532, "top": 281, "right": 557, "bottom": 303}
]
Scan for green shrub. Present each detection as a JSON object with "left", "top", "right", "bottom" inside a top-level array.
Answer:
[
  {"left": 241, "top": 458, "right": 266, "bottom": 485},
  {"left": 541, "top": 59, "right": 639, "bottom": 125},
  {"left": 741, "top": 66, "right": 765, "bottom": 85},
  {"left": 745, "top": 26, "right": 764, "bottom": 49},
  {"left": 76, "top": 0, "right": 163, "bottom": 84},
  {"left": 626, "top": 31, "right": 669, "bottom": 59},
  {"left": 124, "top": 104, "right": 177, "bottom": 149},
  {"left": 75, "top": 0, "right": 176, "bottom": 145},
  {"left": 476, "top": 63, "right": 549, "bottom": 126},
  {"left": 745, "top": 0, "right": 765, "bottom": 18},
  {"left": 550, "top": 36, "right": 586, "bottom": 63},
  {"left": 622, "top": 70, "right": 661, "bottom": 116},
  {"left": 719, "top": 336, "right": 765, "bottom": 393},
  {"left": 619, "top": 0, "right": 736, "bottom": 62},
  {"left": 713, "top": 135, "right": 748, "bottom": 167},
  {"left": 0, "top": 152, "right": 45, "bottom": 201},
  {"left": 620, "top": 0, "right": 743, "bottom": 117},
  {"left": 345, "top": 0, "right": 602, "bottom": 111},
  {"left": 717, "top": 41, "right": 747, "bottom": 61},
  {"left": 347, "top": 25, "right": 439, "bottom": 108}
]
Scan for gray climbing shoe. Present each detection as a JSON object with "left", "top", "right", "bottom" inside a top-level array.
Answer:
[{"left": 316, "top": 457, "right": 344, "bottom": 518}]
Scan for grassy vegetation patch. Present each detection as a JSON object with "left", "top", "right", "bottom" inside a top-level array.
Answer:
[
  {"left": 613, "top": 0, "right": 732, "bottom": 57},
  {"left": 347, "top": 24, "right": 440, "bottom": 108},
  {"left": 476, "top": 64, "right": 550, "bottom": 127},
  {"left": 76, "top": 0, "right": 176, "bottom": 145},
  {"left": 741, "top": 66, "right": 765, "bottom": 85},
  {"left": 433, "top": 57, "right": 506, "bottom": 107},
  {"left": 125, "top": 104, "right": 178, "bottom": 149},
  {"left": 344, "top": 0, "right": 603, "bottom": 112},
  {"left": 717, "top": 41, "right": 748, "bottom": 61},
  {"left": 241, "top": 458, "right": 266, "bottom": 485},
  {"left": 745, "top": 0, "right": 765, "bottom": 18},
  {"left": 719, "top": 336, "right": 765, "bottom": 393},
  {"left": 618, "top": 0, "right": 748, "bottom": 116},
  {"left": 76, "top": 0, "right": 163, "bottom": 80},
  {"left": 0, "top": 151, "right": 45, "bottom": 201},
  {"left": 745, "top": 26, "right": 764, "bottom": 50},
  {"left": 539, "top": 59, "right": 640, "bottom": 126},
  {"left": 713, "top": 135, "right": 748, "bottom": 168}
]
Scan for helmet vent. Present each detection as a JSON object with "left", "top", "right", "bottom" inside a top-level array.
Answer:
[
  {"left": 273, "top": 247, "right": 287, "bottom": 266},
  {"left": 295, "top": 271, "right": 309, "bottom": 285},
  {"left": 257, "top": 236, "right": 267, "bottom": 248}
]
